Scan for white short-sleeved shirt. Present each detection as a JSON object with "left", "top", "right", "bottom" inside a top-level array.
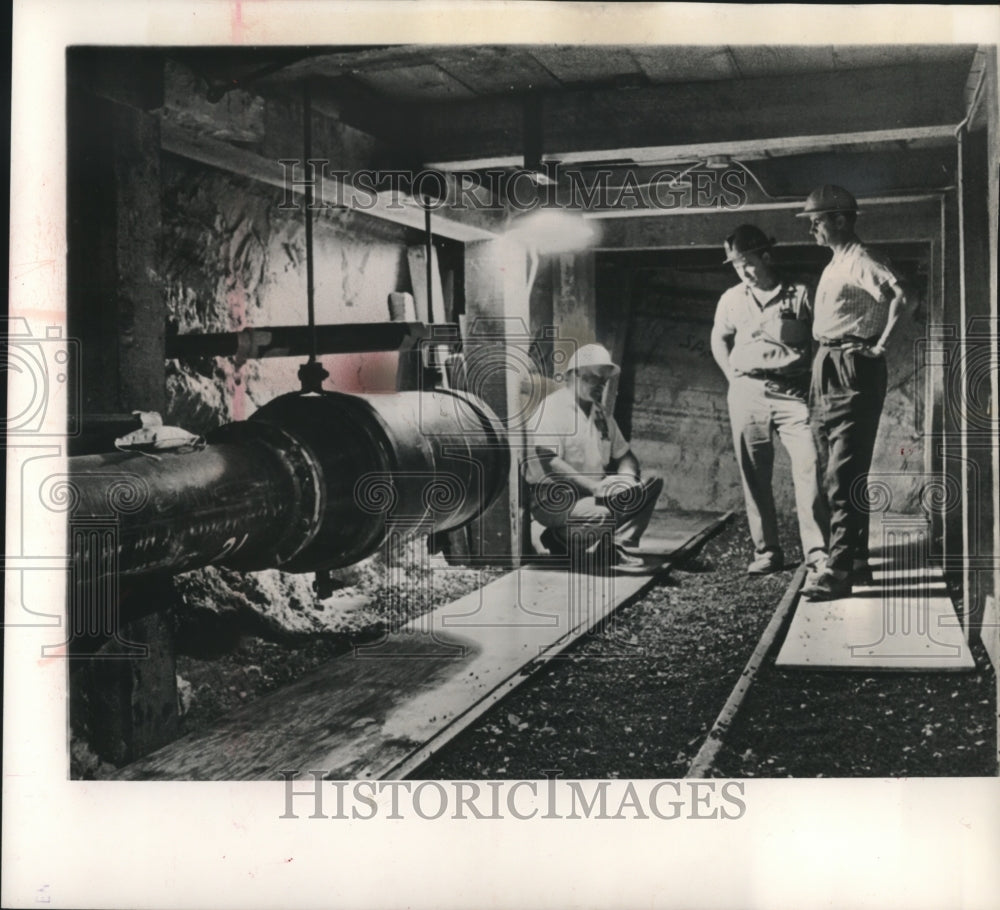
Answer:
[
  {"left": 813, "top": 241, "right": 901, "bottom": 341},
  {"left": 713, "top": 279, "right": 813, "bottom": 374},
  {"left": 523, "top": 386, "right": 629, "bottom": 485}
]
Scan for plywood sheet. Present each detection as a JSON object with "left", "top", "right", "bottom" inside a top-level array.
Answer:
[{"left": 776, "top": 553, "right": 975, "bottom": 671}]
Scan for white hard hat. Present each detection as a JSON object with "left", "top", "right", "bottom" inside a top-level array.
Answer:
[
  {"left": 565, "top": 343, "right": 619, "bottom": 376},
  {"left": 796, "top": 184, "right": 860, "bottom": 217}
]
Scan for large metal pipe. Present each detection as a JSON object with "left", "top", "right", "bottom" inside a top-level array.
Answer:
[
  {"left": 66, "top": 389, "right": 508, "bottom": 578},
  {"left": 250, "top": 388, "right": 508, "bottom": 571}
]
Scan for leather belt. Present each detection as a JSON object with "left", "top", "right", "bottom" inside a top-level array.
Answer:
[
  {"left": 816, "top": 336, "right": 879, "bottom": 348},
  {"left": 743, "top": 369, "right": 808, "bottom": 380}
]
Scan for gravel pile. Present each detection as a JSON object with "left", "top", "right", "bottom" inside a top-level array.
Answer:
[{"left": 174, "top": 547, "right": 506, "bottom": 736}]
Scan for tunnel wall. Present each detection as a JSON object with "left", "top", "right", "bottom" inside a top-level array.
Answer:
[{"left": 162, "top": 153, "right": 416, "bottom": 433}]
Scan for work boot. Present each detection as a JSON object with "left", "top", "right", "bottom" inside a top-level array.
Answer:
[
  {"left": 747, "top": 551, "right": 783, "bottom": 575},
  {"left": 801, "top": 567, "right": 851, "bottom": 601},
  {"left": 539, "top": 528, "right": 567, "bottom": 556},
  {"left": 805, "top": 552, "right": 828, "bottom": 582},
  {"left": 612, "top": 545, "right": 648, "bottom": 574},
  {"left": 850, "top": 558, "right": 874, "bottom": 587}
]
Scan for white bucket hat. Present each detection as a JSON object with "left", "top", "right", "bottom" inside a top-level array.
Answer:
[{"left": 565, "top": 343, "right": 620, "bottom": 376}]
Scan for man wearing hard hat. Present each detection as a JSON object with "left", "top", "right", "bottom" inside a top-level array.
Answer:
[
  {"left": 711, "top": 224, "right": 829, "bottom": 578},
  {"left": 523, "top": 343, "right": 664, "bottom": 569},
  {"left": 797, "top": 185, "right": 909, "bottom": 600}
]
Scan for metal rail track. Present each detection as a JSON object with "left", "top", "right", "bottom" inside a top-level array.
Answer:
[
  {"left": 684, "top": 563, "right": 807, "bottom": 778},
  {"left": 397, "top": 511, "right": 736, "bottom": 779}
]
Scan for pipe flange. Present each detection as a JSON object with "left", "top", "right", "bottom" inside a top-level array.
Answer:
[{"left": 208, "top": 420, "right": 324, "bottom": 567}]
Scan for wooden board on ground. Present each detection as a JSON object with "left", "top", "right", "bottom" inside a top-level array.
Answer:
[
  {"left": 776, "top": 516, "right": 975, "bottom": 671},
  {"left": 114, "top": 510, "right": 729, "bottom": 781}
]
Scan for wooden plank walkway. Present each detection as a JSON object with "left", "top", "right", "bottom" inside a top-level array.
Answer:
[
  {"left": 114, "top": 510, "right": 729, "bottom": 781},
  {"left": 776, "top": 515, "right": 974, "bottom": 671}
]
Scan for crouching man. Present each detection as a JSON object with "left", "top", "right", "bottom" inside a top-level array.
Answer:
[{"left": 524, "top": 343, "right": 663, "bottom": 570}]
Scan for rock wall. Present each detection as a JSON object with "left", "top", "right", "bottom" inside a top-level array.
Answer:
[{"left": 163, "top": 154, "right": 412, "bottom": 433}]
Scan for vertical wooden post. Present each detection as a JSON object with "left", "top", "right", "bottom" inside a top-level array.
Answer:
[
  {"left": 940, "top": 188, "right": 964, "bottom": 590},
  {"left": 957, "top": 84, "right": 998, "bottom": 651},
  {"left": 984, "top": 49, "right": 1000, "bottom": 673},
  {"left": 68, "top": 55, "right": 165, "bottom": 415},
  {"left": 67, "top": 51, "right": 177, "bottom": 768},
  {"left": 463, "top": 239, "right": 532, "bottom": 564},
  {"left": 552, "top": 251, "right": 597, "bottom": 356},
  {"left": 925, "top": 221, "right": 945, "bottom": 552}
]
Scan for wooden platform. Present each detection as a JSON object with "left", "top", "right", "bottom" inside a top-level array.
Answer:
[
  {"left": 776, "top": 516, "right": 975, "bottom": 671},
  {"left": 113, "top": 510, "right": 729, "bottom": 781}
]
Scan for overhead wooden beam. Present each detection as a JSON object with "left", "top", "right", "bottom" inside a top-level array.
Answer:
[
  {"left": 414, "top": 61, "right": 969, "bottom": 165},
  {"left": 586, "top": 191, "right": 946, "bottom": 222},
  {"left": 590, "top": 197, "right": 943, "bottom": 251},
  {"left": 160, "top": 121, "right": 501, "bottom": 243},
  {"left": 962, "top": 46, "right": 991, "bottom": 123},
  {"left": 425, "top": 125, "right": 959, "bottom": 171}
]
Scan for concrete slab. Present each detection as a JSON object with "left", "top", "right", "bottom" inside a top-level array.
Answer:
[{"left": 776, "top": 518, "right": 975, "bottom": 672}]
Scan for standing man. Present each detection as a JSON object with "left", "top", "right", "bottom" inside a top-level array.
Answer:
[
  {"left": 711, "top": 225, "right": 829, "bottom": 576},
  {"left": 524, "top": 343, "right": 663, "bottom": 570},
  {"left": 797, "top": 185, "right": 909, "bottom": 600}
]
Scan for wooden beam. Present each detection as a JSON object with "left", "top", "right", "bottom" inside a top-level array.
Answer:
[
  {"left": 986, "top": 47, "right": 1000, "bottom": 674},
  {"left": 160, "top": 122, "right": 501, "bottom": 243},
  {"left": 69, "top": 88, "right": 166, "bottom": 417},
  {"left": 415, "top": 61, "right": 969, "bottom": 165},
  {"left": 551, "top": 251, "right": 596, "bottom": 352},
  {"left": 426, "top": 125, "right": 959, "bottom": 171},
  {"left": 591, "top": 198, "right": 943, "bottom": 251},
  {"left": 461, "top": 240, "right": 532, "bottom": 564},
  {"left": 940, "top": 186, "right": 964, "bottom": 580},
  {"left": 559, "top": 125, "right": 959, "bottom": 166}
]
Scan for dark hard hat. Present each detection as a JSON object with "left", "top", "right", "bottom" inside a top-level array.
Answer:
[
  {"left": 796, "top": 184, "right": 859, "bottom": 217},
  {"left": 723, "top": 225, "right": 775, "bottom": 263}
]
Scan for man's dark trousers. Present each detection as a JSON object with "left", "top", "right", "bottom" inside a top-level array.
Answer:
[{"left": 809, "top": 344, "right": 887, "bottom": 573}]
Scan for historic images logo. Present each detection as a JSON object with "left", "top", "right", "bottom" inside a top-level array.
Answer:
[
  {"left": 278, "top": 161, "right": 750, "bottom": 214},
  {"left": 279, "top": 773, "right": 748, "bottom": 821}
]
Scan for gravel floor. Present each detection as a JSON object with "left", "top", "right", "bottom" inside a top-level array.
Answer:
[
  {"left": 79, "top": 512, "right": 995, "bottom": 781},
  {"left": 420, "top": 513, "right": 997, "bottom": 779}
]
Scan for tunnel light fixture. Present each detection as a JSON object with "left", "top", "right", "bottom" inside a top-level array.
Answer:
[
  {"left": 504, "top": 209, "right": 597, "bottom": 255},
  {"left": 504, "top": 208, "right": 598, "bottom": 300}
]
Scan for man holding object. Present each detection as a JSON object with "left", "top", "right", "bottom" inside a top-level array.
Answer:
[{"left": 525, "top": 344, "right": 663, "bottom": 570}]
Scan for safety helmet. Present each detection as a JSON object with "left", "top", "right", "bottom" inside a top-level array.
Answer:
[
  {"left": 796, "top": 184, "right": 860, "bottom": 218},
  {"left": 723, "top": 225, "right": 775, "bottom": 263},
  {"left": 565, "top": 343, "right": 620, "bottom": 376}
]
